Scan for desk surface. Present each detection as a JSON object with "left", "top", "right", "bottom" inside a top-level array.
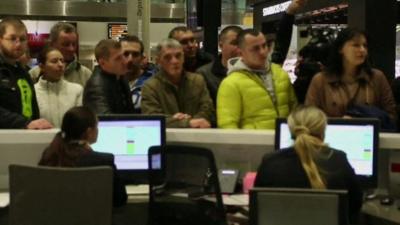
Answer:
[
  {"left": 363, "top": 199, "right": 400, "bottom": 224},
  {"left": 0, "top": 128, "right": 400, "bottom": 149}
]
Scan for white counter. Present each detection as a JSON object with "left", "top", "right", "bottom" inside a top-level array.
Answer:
[
  {"left": 0, "top": 128, "right": 398, "bottom": 148},
  {"left": 0, "top": 128, "right": 399, "bottom": 190}
]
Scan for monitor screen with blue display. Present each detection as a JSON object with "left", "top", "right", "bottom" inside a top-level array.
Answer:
[
  {"left": 275, "top": 118, "right": 379, "bottom": 188},
  {"left": 91, "top": 115, "right": 165, "bottom": 183}
]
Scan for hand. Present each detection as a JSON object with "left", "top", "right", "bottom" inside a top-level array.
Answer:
[
  {"left": 189, "top": 118, "right": 211, "bottom": 128},
  {"left": 286, "top": 0, "right": 307, "bottom": 15},
  {"left": 173, "top": 112, "right": 192, "bottom": 120},
  {"left": 27, "top": 119, "right": 53, "bottom": 129}
]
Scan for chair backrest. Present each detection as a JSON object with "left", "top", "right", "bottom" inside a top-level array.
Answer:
[
  {"left": 249, "top": 188, "right": 349, "bottom": 225},
  {"left": 148, "top": 145, "right": 226, "bottom": 225},
  {"left": 9, "top": 164, "right": 113, "bottom": 225}
]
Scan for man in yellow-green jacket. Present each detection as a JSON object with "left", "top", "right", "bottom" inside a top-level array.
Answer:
[{"left": 217, "top": 29, "right": 297, "bottom": 129}]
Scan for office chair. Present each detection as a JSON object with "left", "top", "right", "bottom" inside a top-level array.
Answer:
[
  {"left": 249, "top": 188, "right": 349, "bottom": 225},
  {"left": 148, "top": 145, "right": 227, "bottom": 225},
  {"left": 9, "top": 165, "right": 113, "bottom": 225}
]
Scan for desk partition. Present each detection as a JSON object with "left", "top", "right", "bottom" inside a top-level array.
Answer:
[
  {"left": 167, "top": 129, "right": 400, "bottom": 192},
  {"left": 0, "top": 130, "right": 56, "bottom": 190},
  {"left": 0, "top": 128, "right": 399, "bottom": 191}
]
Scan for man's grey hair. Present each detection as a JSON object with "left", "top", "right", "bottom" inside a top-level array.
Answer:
[
  {"left": 49, "top": 22, "right": 77, "bottom": 44},
  {"left": 155, "top": 38, "right": 182, "bottom": 56}
]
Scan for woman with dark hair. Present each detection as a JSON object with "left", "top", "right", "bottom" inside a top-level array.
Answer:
[
  {"left": 39, "top": 106, "right": 127, "bottom": 207},
  {"left": 34, "top": 46, "right": 82, "bottom": 127},
  {"left": 305, "top": 28, "right": 396, "bottom": 124},
  {"left": 255, "top": 106, "right": 362, "bottom": 223}
]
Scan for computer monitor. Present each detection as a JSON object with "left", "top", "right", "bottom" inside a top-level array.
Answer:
[
  {"left": 275, "top": 118, "right": 379, "bottom": 189},
  {"left": 91, "top": 115, "right": 165, "bottom": 184}
]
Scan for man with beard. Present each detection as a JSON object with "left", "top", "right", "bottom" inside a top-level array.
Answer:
[
  {"left": 0, "top": 18, "right": 52, "bottom": 129},
  {"left": 120, "top": 35, "right": 156, "bottom": 113}
]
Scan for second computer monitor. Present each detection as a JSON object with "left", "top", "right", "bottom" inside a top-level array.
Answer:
[{"left": 275, "top": 118, "right": 379, "bottom": 188}]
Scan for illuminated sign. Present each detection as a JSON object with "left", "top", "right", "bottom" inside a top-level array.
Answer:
[
  {"left": 108, "top": 23, "right": 128, "bottom": 41},
  {"left": 263, "top": 1, "right": 291, "bottom": 17}
]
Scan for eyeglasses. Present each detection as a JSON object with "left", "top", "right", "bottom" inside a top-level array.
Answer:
[
  {"left": 123, "top": 50, "right": 141, "bottom": 58},
  {"left": 2, "top": 36, "right": 27, "bottom": 44}
]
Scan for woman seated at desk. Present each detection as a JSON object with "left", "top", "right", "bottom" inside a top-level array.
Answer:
[
  {"left": 38, "top": 106, "right": 127, "bottom": 207},
  {"left": 254, "top": 106, "right": 363, "bottom": 222}
]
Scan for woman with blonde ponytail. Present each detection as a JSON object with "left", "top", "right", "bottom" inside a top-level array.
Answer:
[
  {"left": 255, "top": 106, "right": 362, "bottom": 222},
  {"left": 289, "top": 105, "right": 327, "bottom": 189}
]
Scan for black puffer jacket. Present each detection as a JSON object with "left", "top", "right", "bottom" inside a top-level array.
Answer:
[
  {"left": 0, "top": 55, "right": 39, "bottom": 128},
  {"left": 83, "top": 66, "right": 134, "bottom": 114}
]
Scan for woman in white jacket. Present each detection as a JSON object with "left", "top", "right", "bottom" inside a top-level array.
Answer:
[{"left": 35, "top": 46, "right": 83, "bottom": 127}]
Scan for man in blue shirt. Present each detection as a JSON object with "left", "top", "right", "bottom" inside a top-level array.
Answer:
[{"left": 120, "top": 35, "right": 156, "bottom": 113}]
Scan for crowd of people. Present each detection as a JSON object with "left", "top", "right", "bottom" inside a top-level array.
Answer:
[
  {"left": 0, "top": 0, "right": 396, "bottom": 131},
  {"left": 0, "top": 0, "right": 398, "bottom": 221}
]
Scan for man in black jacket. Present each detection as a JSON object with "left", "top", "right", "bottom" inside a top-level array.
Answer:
[
  {"left": 0, "top": 18, "right": 52, "bottom": 129},
  {"left": 83, "top": 39, "right": 134, "bottom": 114},
  {"left": 196, "top": 25, "right": 242, "bottom": 106}
]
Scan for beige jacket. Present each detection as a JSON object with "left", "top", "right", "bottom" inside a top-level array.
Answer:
[{"left": 305, "top": 69, "right": 397, "bottom": 121}]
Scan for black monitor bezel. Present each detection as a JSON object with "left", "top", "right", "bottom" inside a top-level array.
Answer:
[
  {"left": 274, "top": 117, "right": 379, "bottom": 189},
  {"left": 96, "top": 114, "right": 166, "bottom": 184}
]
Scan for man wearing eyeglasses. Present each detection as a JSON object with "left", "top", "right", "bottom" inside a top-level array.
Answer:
[
  {"left": 0, "top": 18, "right": 53, "bottom": 129},
  {"left": 120, "top": 35, "right": 156, "bottom": 113},
  {"left": 83, "top": 39, "right": 134, "bottom": 114},
  {"left": 168, "top": 26, "right": 213, "bottom": 72}
]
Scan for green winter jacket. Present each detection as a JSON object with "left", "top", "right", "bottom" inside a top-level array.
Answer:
[{"left": 217, "top": 58, "right": 297, "bottom": 129}]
